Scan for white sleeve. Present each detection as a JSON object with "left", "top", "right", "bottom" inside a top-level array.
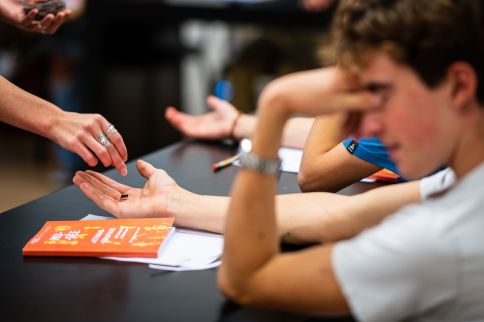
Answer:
[
  {"left": 419, "top": 167, "right": 455, "bottom": 200},
  {"left": 332, "top": 206, "right": 458, "bottom": 322}
]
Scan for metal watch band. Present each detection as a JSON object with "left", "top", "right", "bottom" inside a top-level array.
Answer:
[{"left": 239, "top": 151, "right": 281, "bottom": 176}]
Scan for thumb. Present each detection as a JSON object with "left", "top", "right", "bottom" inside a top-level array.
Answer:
[
  {"left": 136, "top": 160, "right": 156, "bottom": 179},
  {"left": 207, "top": 95, "right": 238, "bottom": 115},
  {"left": 207, "top": 95, "right": 223, "bottom": 111},
  {"left": 165, "top": 106, "right": 176, "bottom": 120}
]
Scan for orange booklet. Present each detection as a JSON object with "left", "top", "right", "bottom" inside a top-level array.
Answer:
[
  {"left": 23, "top": 218, "right": 174, "bottom": 258},
  {"left": 366, "top": 169, "right": 400, "bottom": 183}
]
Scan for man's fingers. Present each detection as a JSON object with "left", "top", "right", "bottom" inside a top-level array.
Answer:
[
  {"left": 165, "top": 107, "right": 200, "bottom": 136},
  {"left": 85, "top": 170, "right": 131, "bottom": 192},
  {"left": 77, "top": 181, "right": 118, "bottom": 215},
  {"left": 75, "top": 171, "right": 123, "bottom": 200},
  {"left": 327, "top": 91, "right": 383, "bottom": 113}
]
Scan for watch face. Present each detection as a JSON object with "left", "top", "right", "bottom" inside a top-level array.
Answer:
[{"left": 240, "top": 138, "right": 252, "bottom": 152}]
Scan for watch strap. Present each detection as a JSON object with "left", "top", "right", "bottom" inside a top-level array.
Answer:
[{"left": 239, "top": 151, "right": 281, "bottom": 176}]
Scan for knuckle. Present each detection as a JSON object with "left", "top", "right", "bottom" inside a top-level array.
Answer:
[
  {"left": 94, "top": 114, "right": 104, "bottom": 123},
  {"left": 66, "top": 137, "right": 78, "bottom": 147},
  {"left": 83, "top": 122, "right": 94, "bottom": 132},
  {"left": 75, "top": 132, "right": 85, "bottom": 141}
]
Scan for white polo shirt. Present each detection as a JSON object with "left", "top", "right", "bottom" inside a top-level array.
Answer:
[{"left": 333, "top": 164, "right": 484, "bottom": 322}]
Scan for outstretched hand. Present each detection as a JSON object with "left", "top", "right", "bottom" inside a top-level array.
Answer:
[
  {"left": 0, "top": 0, "right": 71, "bottom": 34},
  {"left": 73, "top": 160, "right": 179, "bottom": 218},
  {"left": 165, "top": 95, "right": 240, "bottom": 140},
  {"left": 49, "top": 111, "right": 128, "bottom": 176}
]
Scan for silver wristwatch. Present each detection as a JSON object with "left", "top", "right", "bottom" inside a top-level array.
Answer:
[{"left": 239, "top": 151, "right": 282, "bottom": 176}]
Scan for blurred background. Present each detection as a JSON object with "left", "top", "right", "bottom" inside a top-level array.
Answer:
[{"left": 0, "top": 0, "right": 334, "bottom": 212}]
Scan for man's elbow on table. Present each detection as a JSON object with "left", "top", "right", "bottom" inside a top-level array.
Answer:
[{"left": 217, "top": 266, "right": 260, "bottom": 307}]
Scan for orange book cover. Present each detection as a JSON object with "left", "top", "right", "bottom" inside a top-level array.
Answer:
[
  {"left": 23, "top": 218, "right": 174, "bottom": 258},
  {"left": 367, "top": 169, "right": 400, "bottom": 183}
]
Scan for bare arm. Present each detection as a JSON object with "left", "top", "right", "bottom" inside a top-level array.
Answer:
[
  {"left": 279, "top": 180, "right": 420, "bottom": 244},
  {"left": 261, "top": 68, "right": 382, "bottom": 191},
  {"left": 174, "top": 180, "right": 420, "bottom": 245},
  {"left": 218, "top": 66, "right": 381, "bottom": 314},
  {"left": 166, "top": 95, "right": 313, "bottom": 149},
  {"left": 74, "top": 158, "right": 419, "bottom": 244},
  {"left": 0, "top": 76, "right": 59, "bottom": 136},
  {"left": 298, "top": 100, "right": 383, "bottom": 192},
  {"left": 299, "top": 138, "right": 382, "bottom": 192},
  {"left": 0, "top": 76, "right": 128, "bottom": 175}
]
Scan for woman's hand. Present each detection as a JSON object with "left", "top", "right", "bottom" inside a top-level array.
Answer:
[{"left": 49, "top": 111, "right": 128, "bottom": 175}]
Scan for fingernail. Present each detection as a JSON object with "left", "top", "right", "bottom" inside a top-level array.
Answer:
[{"left": 121, "top": 166, "right": 128, "bottom": 176}]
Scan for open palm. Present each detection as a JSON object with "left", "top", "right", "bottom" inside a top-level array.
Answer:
[
  {"left": 165, "top": 95, "right": 239, "bottom": 139},
  {"left": 73, "top": 160, "right": 179, "bottom": 218}
]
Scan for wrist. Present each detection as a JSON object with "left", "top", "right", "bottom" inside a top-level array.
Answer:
[
  {"left": 232, "top": 113, "right": 256, "bottom": 140},
  {"left": 239, "top": 151, "right": 281, "bottom": 177},
  {"left": 163, "top": 185, "right": 192, "bottom": 218},
  {"left": 40, "top": 105, "right": 64, "bottom": 141},
  {"left": 228, "top": 111, "right": 242, "bottom": 139},
  {"left": 250, "top": 103, "right": 291, "bottom": 157}
]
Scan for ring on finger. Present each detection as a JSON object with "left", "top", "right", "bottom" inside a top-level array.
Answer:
[
  {"left": 106, "top": 123, "right": 118, "bottom": 135},
  {"left": 96, "top": 133, "right": 112, "bottom": 149}
]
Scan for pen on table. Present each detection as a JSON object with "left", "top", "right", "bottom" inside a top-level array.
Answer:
[{"left": 212, "top": 154, "right": 240, "bottom": 172}]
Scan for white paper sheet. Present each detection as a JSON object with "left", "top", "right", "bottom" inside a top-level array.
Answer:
[{"left": 81, "top": 215, "right": 223, "bottom": 271}]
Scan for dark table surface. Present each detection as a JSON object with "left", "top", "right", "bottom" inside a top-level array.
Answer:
[{"left": 0, "top": 141, "right": 371, "bottom": 322}]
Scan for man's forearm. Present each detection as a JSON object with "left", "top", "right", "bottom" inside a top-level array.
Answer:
[
  {"left": 167, "top": 188, "right": 229, "bottom": 233},
  {"left": 219, "top": 91, "right": 291, "bottom": 291},
  {"left": 280, "top": 180, "right": 421, "bottom": 244}
]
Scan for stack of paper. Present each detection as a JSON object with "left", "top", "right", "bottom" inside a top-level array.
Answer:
[{"left": 83, "top": 215, "right": 224, "bottom": 271}]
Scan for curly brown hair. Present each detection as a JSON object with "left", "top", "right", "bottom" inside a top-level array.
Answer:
[{"left": 323, "top": 0, "right": 484, "bottom": 103}]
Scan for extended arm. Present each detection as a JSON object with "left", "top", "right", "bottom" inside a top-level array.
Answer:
[
  {"left": 165, "top": 95, "right": 313, "bottom": 149},
  {"left": 74, "top": 159, "right": 419, "bottom": 243},
  {"left": 166, "top": 67, "right": 377, "bottom": 155},
  {"left": 0, "top": 76, "right": 128, "bottom": 175}
]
